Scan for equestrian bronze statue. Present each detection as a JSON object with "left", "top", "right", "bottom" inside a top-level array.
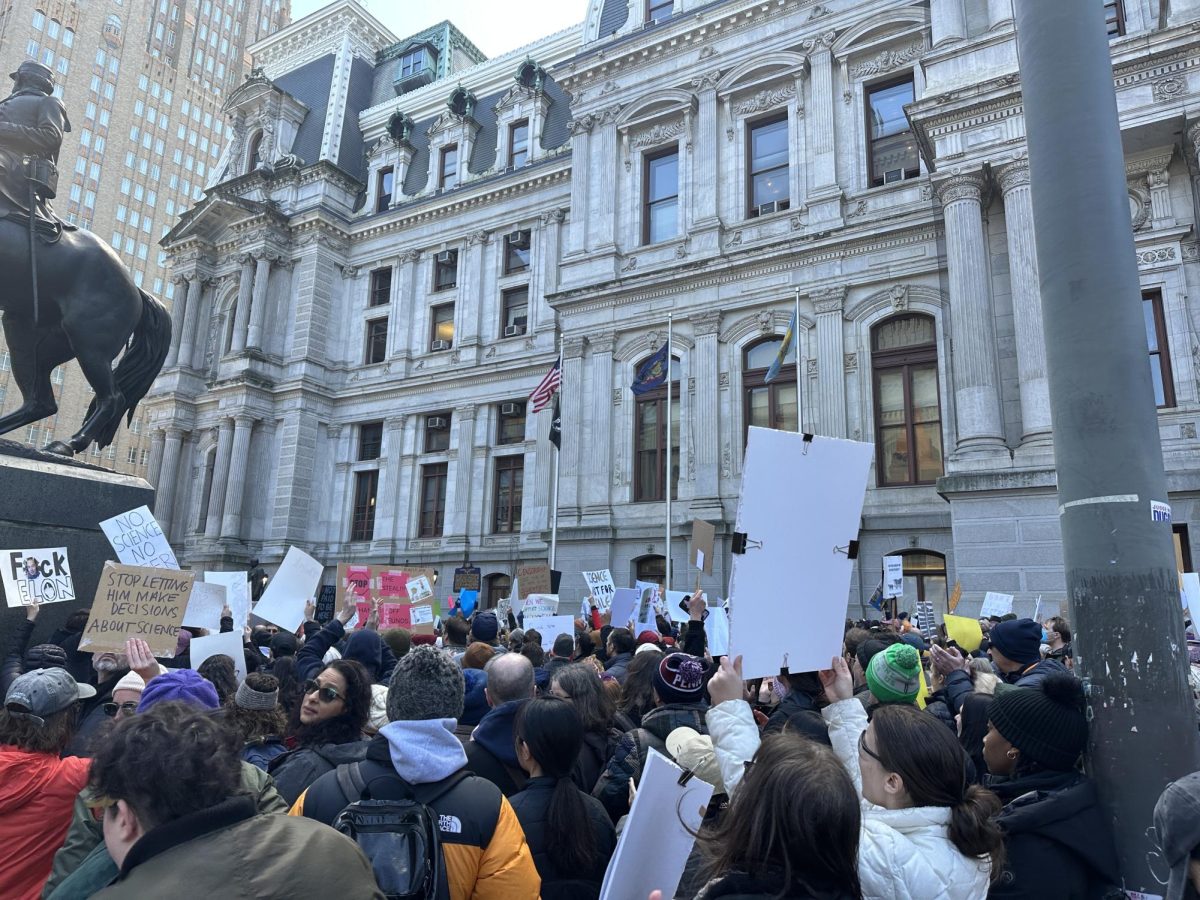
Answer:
[{"left": 0, "top": 61, "right": 170, "bottom": 457}]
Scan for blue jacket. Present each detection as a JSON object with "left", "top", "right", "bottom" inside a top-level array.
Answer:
[
  {"left": 464, "top": 700, "right": 529, "bottom": 797},
  {"left": 241, "top": 736, "right": 287, "bottom": 771},
  {"left": 944, "top": 657, "right": 1071, "bottom": 715}
]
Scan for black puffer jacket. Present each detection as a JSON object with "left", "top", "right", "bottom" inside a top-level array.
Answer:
[
  {"left": 0, "top": 618, "right": 34, "bottom": 697},
  {"left": 695, "top": 868, "right": 859, "bottom": 900},
  {"left": 267, "top": 740, "right": 369, "bottom": 806},
  {"left": 570, "top": 728, "right": 620, "bottom": 793},
  {"left": 763, "top": 691, "right": 830, "bottom": 745},
  {"left": 509, "top": 776, "right": 615, "bottom": 900}
]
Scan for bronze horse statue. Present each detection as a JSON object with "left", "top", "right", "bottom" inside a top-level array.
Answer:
[{"left": 0, "top": 61, "right": 170, "bottom": 457}]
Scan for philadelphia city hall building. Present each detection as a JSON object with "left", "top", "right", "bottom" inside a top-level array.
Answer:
[{"left": 144, "top": 0, "right": 1200, "bottom": 617}]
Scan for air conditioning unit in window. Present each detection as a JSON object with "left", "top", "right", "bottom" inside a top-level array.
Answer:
[
  {"left": 431, "top": 339, "right": 451, "bottom": 352},
  {"left": 755, "top": 201, "right": 779, "bottom": 216},
  {"left": 884, "top": 169, "right": 905, "bottom": 184},
  {"left": 501, "top": 402, "right": 521, "bottom": 415},
  {"left": 428, "top": 416, "right": 448, "bottom": 430},
  {"left": 503, "top": 324, "right": 526, "bottom": 337},
  {"left": 507, "top": 230, "right": 530, "bottom": 250},
  {"left": 436, "top": 250, "right": 454, "bottom": 264}
]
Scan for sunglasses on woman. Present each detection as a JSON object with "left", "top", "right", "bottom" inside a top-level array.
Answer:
[
  {"left": 302, "top": 680, "right": 343, "bottom": 704},
  {"left": 103, "top": 702, "right": 139, "bottom": 717}
]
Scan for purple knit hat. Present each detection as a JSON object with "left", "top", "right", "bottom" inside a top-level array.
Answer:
[{"left": 137, "top": 669, "right": 220, "bottom": 713}]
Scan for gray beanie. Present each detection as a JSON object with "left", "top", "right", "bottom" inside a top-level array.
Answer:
[{"left": 387, "top": 645, "right": 464, "bottom": 722}]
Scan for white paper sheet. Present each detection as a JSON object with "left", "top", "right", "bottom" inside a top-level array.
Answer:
[
  {"left": 99, "top": 505, "right": 180, "bottom": 569},
  {"left": 705, "top": 604, "right": 730, "bottom": 657},
  {"left": 523, "top": 615, "right": 575, "bottom": 652},
  {"left": 980, "top": 592, "right": 1015, "bottom": 618},
  {"left": 729, "top": 428, "right": 873, "bottom": 678},
  {"left": 883, "top": 555, "right": 904, "bottom": 599},
  {"left": 204, "top": 571, "right": 251, "bottom": 629},
  {"left": 609, "top": 588, "right": 639, "bottom": 631},
  {"left": 182, "top": 581, "right": 227, "bottom": 630},
  {"left": 599, "top": 748, "right": 714, "bottom": 900},
  {"left": 521, "top": 594, "right": 559, "bottom": 618},
  {"left": 190, "top": 630, "right": 247, "bottom": 683},
  {"left": 251, "top": 547, "right": 323, "bottom": 632}
]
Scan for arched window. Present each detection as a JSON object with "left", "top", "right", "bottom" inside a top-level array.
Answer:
[
  {"left": 743, "top": 336, "right": 797, "bottom": 443},
  {"left": 871, "top": 314, "right": 943, "bottom": 486},
  {"left": 633, "top": 355, "right": 680, "bottom": 502},
  {"left": 485, "top": 573, "right": 511, "bottom": 610},
  {"left": 246, "top": 130, "right": 263, "bottom": 170},
  {"left": 895, "top": 550, "right": 948, "bottom": 617},
  {"left": 634, "top": 554, "right": 665, "bottom": 585},
  {"left": 223, "top": 301, "right": 237, "bottom": 354}
]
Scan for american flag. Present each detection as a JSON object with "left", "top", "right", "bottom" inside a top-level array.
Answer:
[{"left": 529, "top": 358, "right": 561, "bottom": 412}]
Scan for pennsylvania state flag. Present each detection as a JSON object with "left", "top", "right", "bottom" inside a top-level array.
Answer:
[
  {"left": 631, "top": 342, "right": 670, "bottom": 395},
  {"left": 764, "top": 310, "right": 797, "bottom": 384}
]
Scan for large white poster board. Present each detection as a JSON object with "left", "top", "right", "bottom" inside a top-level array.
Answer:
[
  {"left": 1183, "top": 573, "right": 1200, "bottom": 631},
  {"left": 251, "top": 547, "right": 323, "bottom": 632},
  {"left": 182, "top": 581, "right": 227, "bottom": 631},
  {"left": 99, "top": 506, "right": 179, "bottom": 569},
  {"left": 980, "top": 591, "right": 1015, "bottom": 618},
  {"left": 204, "top": 571, "right": 251, "bottom": 629},
  {"left": 729, "top": 428, "right": 873, "bottom": 678},
  {"left": 523, "top": 615, "right": 575, "bottom": 652},
  {"left": 190, "top": 630, "right": 247, "bottom": 683},
  {"left": 883, "top": 555, "right": 904, "bottom": 599},
  {"left": 582, "top": 569, "right": 616, "bottom": 610}
]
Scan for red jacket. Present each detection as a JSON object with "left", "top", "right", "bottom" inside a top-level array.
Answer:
[{"left": 0, "top": 745, "right": 89, "bottom": 900}]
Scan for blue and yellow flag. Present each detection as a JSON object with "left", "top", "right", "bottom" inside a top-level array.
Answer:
[
  {"left": 764, "top": 310, "right": 797, "bottom": 384},
  {"left": 631, "top": 342, "right": 670, "bottom": 395}
]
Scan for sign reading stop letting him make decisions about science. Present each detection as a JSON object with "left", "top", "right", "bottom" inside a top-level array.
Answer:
[
  {"left": 80, "top": 563, "right": 195, "bottom": 658},
  {"left": 2, "top": 547, "right": 75, "bottom": 608}
]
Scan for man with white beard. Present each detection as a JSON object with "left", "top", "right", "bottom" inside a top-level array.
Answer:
[{"left": 62, "top": 649, "right": 130, "bottom": 757}]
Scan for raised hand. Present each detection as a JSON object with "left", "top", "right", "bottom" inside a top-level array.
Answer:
[
  {"left": 818, "top": 656, "right": 854, "bottom": 702},
  {"left": 706, "top": 654, "right": 746, "bottom": 707},
  {"left": 125, "top": 637, "right": 160, "bottom": 683}
]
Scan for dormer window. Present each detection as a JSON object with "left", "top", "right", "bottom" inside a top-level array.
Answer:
[
  {"left": 648, "top": 0, "right": 673, "bottom": 24},
  {"left": 246, "top": 130, "right": 263, "bottom": 170},
  {"left": 440, "top": 145, "right": 459, "bottom": 190},
  {"left": 509, "top": 120, "right": 529, "bottom": 168},
  {"left": 400, "top": 48, "right": 425, "bottom": 78}
]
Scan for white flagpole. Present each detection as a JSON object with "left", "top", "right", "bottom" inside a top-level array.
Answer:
[
  {"left": 549, "top": 334, "right": 561, "bottom": 570},
  {"left": 665, "top": 313, "right": 673, "bottom": 593},
  {"left": 794, "top": 287, "right": 804, "bottom": 433}
]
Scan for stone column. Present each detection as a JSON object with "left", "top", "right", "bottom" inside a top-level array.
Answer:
[
  {"left": 582, "top": 332, "right": 616, "bottom": 510},
  {"left": 814, "top": 287, "right": 848, "bottom": 439},
  {"left": 931, "top": 0, "right": 967, "bottom": 46},
  {"left": 558, "top": 336, "right": 586, "bottom": 512},
  {"left": 937, "top": 173, "right": 1008, "bottom": 461},
  {"left": 147, "top": 429, "right": 166, "bottom": 487},
  {"left": 1168, "top": 0, "right": 1200, "bottom": 28},
  {"left": 997, "top": 159, "right": 1053, "bottom": 454},
  {"left": 231, "top": 255, "right": 255, "bottom": 353},
  {"left": 691, "top": 311, "right": 722, "bottom": 504},
  {"left": 589, "top": 106, "right": 621, "bottom": 252},
  {"left": 459, "top": 231, "right": 490, "bottom": 349},
  {"left": 689, "top": 71, "right": 721, "bottom": 228},
  {"left": 566, "top": 117, "right": 593, "bottom": 255},
  {"left": 392, "top": 250, "right": 420, "bottom": 360},
  {"left": 533, "top": 209, "right": 565, "bottom": 331},
  {"left": 204, "top": 419, "right": 234, "bottom": 537},
  {"left": 220, "top": 415, "right": 255, "bottom": 538},
  {"left": 156, "top": 426, "right": 185, "bottom": 539},
  {"left": 802, "top": 33, "right": 841, "bottom": 224},
  {"left": 445, "top": 404, "right": 477, "bottom": 539},
  {"left": 373, "top": 415, "right": 406, "bottom": 545},
  {"left": 175, "top": 275, "right": 204, "bottom": 370},
  {"left": 165, "top": 276, "right": 188, "bottom": 368},
  {"left": 987, "top": 0, "right": 1013, "bottom": 29},
  {"left": 245, "top": 254, "right": 272, "bottom": 351}
]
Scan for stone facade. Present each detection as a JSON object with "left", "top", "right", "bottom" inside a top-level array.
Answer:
[{"left": 147, "top": 0, "right": 1200, "bottom": 618}]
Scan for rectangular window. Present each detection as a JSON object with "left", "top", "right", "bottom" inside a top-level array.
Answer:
[
  {"left": 425, "top": 414, "right": 451, "bottom": 453},
  {"left": 1104, "top": 0, "right": 1125, "bottom": 37},
  {"left": 648, "top": 0, "right": 674, "bottom": 23},
  {"left": 369, "top": 267, "right": 392, "bottom": 307},
  {"left": 504, "top": 230, "right": 531, "bottom": 273},
  {"left": 375, "top": 166, "right": 393, "bottom": 213},
  {"left": 867, "top": 76, "right": 920, "bottom": 187},
  {"left": 501, "top": 287, "right": 529, "bottom": 338},
  {"left": 434, "top": 250, "right": 458, "bottom": 291},
  {"left": 509, "top": 120, "right": 529, "bottom": 168},
  {"left": 400, "top": 48, "right": 425, "bottom": 78},
  {"left": 419, "top": 463, "right": 448, "bottom": 536},
  {"left": 493, "top": 455, "right": 524, "bottom": 534},
  {"left": 430, "top": 303, "right": 454, "bottom": 351},
  {"left": 634, "top": 385, "right": 680, "bottom": 502},
  {"left": 643, "top": 148, "right": 679, "bottom": 245},
  {"left": 350, "top": 470, "right": 378, "bottom": 542},
  {"left": 358, "top": 422, "right": 384, "bottom": 461},
  {"left": 365, "top": 318, "right": 388, "bottom": 364},
  {"left": 440, "top": 144, "right": 459, "bottom": 189},
  {"left": 497, "top": 402, "right": 526, "bottom": 445},
  {"left": 747, "top": 115, "right": 790, "bottom": 216},
  {"left": 1143, "top": 289, "right": 1176, "bottom": 408}
]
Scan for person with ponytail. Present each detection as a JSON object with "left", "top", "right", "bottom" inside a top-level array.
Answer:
[
  {"left": 510, "top": 698, "right": 616, "bottom": 900},
  {"left": 982, "top": 674, "right": 1121, "bottom": 897}
]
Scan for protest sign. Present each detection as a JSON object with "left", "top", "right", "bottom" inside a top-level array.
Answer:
[
  {"left": 99, "top": 506, "right": 179, "bottom": 570},
  {"left": 80, "top": 563, "right": 194, "bottom": 657},
  {"left": 253, "top": 547, "right": 323, "bottom": 632},
  {"left": 915, "top": 599, "right": 936, "bottom": 641},
  {"left": 729, "top": 429, "right": 873, "bottom": 678},
  {"left": 1183, "top": 574, "right": 1200, "bottom": 632},
  {"left": 523, "top": 615, "right": 575, "bottom": 652},
  {"left": 458, "top": 588, "right": 479, "bottom": 616},
  {"left": 944, "top": 614, "right": 984, "bottom": 653},
  {"left": 948, "top": 581, "right": 962, "bottom": 614},
  {"left": 204, "top": 572, "right": 251, "bottom": 629},
  {"left": 379, "top": 603, "right": 408, "bottom": 629},
  {"left": 635, "top": 586, "right": 657, "bottom": 633},
  {"left": 522, "top": 594, "right": 559, "bottom": 618},
  {"left": 377, "top": 568, "right": 410, "bottom": 599},
  {"left": 496, "top": 597, "right": 512, "bottom": 622},
  {"left": 182, "top": 581, "right": 227, "bottom": 631},
  {"left": 337, "top": 563, "right": 373, "bottom": 608},
  {"left": 1, "top": 547, "right": 75, "bottom": 607},
  {"left": 582, "top": 569, "right": 616, "bottom": 610},
  {"left": 609, "top": 588, "right": 639, "bottom": 630},
  {"left": 883, "top": 555, "right": 904, "bottom": 599},
  {"left": 599, "top": 748, "right": 714, "bottom": 900},
  {"left": 191, "top": 630, "right": 247, "bottom": 683},
  {"left": 706, "top": 603, "right": 730, "bottom": 657},
  {"left": 409, "top": 603, "right": 436, "bottom": 634},
  {"left": 452, "top": 566, "right": 481, "bottom": 592},
  {"left": 315, "top": 585, "right": 336, "bottom": 623},
  {"left": 516, "top": 563, "right": 552, "bottom": 599},
  {"left": 691, "top": 519, "right": 715, "bottom": 575},
  {"left": 634, "top": 580, "right": 660, "bottom": 608},
  {"left": 406, "top": 575, "right": 434, "bottom": 605},
  {"left": 980, "top": 591, "right": 1014, "bottom": 618}
]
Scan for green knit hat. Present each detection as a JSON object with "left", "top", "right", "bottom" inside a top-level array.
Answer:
[{"left": 865, "top": 643, "right": 921, "bottom": 704}]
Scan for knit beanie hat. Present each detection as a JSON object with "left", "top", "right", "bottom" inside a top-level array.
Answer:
[
  {"left": 23, "top": 643, "right": 68, "bottom": 671},
  {"left": 234, "top": 678, "right": 279, "bottom": 711},
  {"left": 460, "top": 668, "right": 490, "bottom": 727},
  {"left": 113, "top": 670, "right": 147, "bottom": 696},
  {"left": 137, "top": 669, "right": 220, "bottom": 712},
  {"left": 387, "top": 645, "right": 464, "bottom": 722},
  {"left": 471, "top": 612, "right": 499, "bottom": 644},
  {"left": 865, "top": 643, "right": 922, "bottom": 704},
  {"left": 653, "top": 652, "right": 706, "bottom": 705},
  {"left": 987, "top": 674, "right": 1088, "bottom": 771},
  {"left": 637, "top": 630, "right": 661, "bottom": 646},
  {"left": 988, "top": 618, "right": 1043, "bottom": 665}
]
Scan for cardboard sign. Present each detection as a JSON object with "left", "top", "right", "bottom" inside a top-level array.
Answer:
[
  {"left": 944, "top": 614, "right": 984, "bottom": 653},
  {"left": 980, "top": 591, "right": 1014, "bottom": 618},
  {"left": 182, "top": 581, "right": 227, "bottom": 631},
  {"left": 315, "top": 585, "right": 336, "bottom": 623},
  {"left": 691, "top": 519, "right": 715, "bottom": 575},
  {"left": 582, "top": 569, "right": 616, "bottom": 610},
  {"left": 409, "top": 603, "right": 436, "bottom": 635},
  {"left": 609, "top": 588, "right": 640, "bottom": 631},
  {"left": 407, "top": 575, "right": 434, "bottom": 605},
  {"left": 453, "top": 566, "right": 481, "bottom": 592},
  {"left": 883, "top": 556, "right": 904, "bottom": 599},
  {"left": 1, "top": 547, "right": 75, "bottom": 607},
  {"left": 253, "top": 547, "right": 323, "bottom": 632},
  {"left": 204, "top": 572, "right": 251, "bottom": 629},
  {"left": 948, "top": 581, "right": 963, "bottom": 614},
  {"left": 100, "top": 506, "right": 179, "bottom": 570},
  {"left": 523, "top": 615, "right": 575, "bottom": 652},
  {"left": 522, "top": 594, "right": 559, "bottom": 618},
  {"left": 80, "top": 563, "right": 194, "bottom": 657},
  {"left": 191, "top": 630, "right": 247, "bottom": 683},
  {"left": 516, "top": 563, "right": 552, "bottom": 599}
]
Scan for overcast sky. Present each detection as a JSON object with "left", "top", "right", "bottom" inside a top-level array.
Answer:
[{"left": 289, "top": 0, "right": 586, "bottom": 58}]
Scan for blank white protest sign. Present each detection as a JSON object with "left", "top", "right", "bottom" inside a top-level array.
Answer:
[{"left": 729, "top": 428, "right": 874, "bottom": 679}]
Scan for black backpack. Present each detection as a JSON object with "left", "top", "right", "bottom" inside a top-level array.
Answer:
[{"left": 332, "top": 761, "right": 469, "bottom": 900}]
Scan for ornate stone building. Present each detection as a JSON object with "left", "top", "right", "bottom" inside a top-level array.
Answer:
[{"left": 146, "top": 0, "right": 1200, "bottom": 617}]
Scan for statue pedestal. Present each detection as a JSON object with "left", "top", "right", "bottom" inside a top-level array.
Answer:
[{"left": 0, "top": 439, "right": 156, "bottom": 643}]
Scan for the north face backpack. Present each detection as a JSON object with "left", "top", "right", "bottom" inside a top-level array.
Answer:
[{"left": 332, "top": 761, "right": 469, "bottom": 900}]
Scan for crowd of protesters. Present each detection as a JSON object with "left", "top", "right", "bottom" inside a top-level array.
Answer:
[{"left": 4, "top": 586, "right": 1200, "bottom": 900}]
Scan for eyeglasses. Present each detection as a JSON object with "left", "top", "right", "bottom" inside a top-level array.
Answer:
[
  {"left": 302, "top": 680, "right": 343, "bottom": 704},
  {"left": 103, "top": 702, "right": 139, "bottom": 718},
  {"left": 858, "top": 731, "right": 886, "bottom": 767}
]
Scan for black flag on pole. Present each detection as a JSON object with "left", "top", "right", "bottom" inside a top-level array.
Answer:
[{"left": 549, "top": 396, "right": 561, "bottom": 449}]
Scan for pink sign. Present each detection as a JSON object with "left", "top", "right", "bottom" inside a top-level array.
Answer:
[
  {"left": 379, "top": 570, "right": 409, "bottom": 598},
  {"left": 380, "top": 603, "right": 411, "bottom": 629},
  {"left": 345, "top": 565, "right": 372, "bottom": 598},
  {"left": 355, "top": 600, "right": 371, "bottom": 628}
]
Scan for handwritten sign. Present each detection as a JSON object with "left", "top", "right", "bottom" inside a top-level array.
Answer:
[
  {"left": 582, "top": 569, "right": 616, "bottom": 610},
  {"left": 315, "top": 585, "right": 336, "bottom": 623},
  {"left": 522, "top": 594, "right": 559, "bottom": 618},
  {"left": 516, "top": 563, "right": 552, "bottom": 599},
  {"left": 182, "top": 581, "right": 227, "bottom": 630},
  {"left": 99, "top": 506, "right": 179, "bottom": 569},
  {"left": 980, "top": 591, "right": 1014, "bottom": 618},
  {"left": 1, "top": 547, "right": 75, "bottom": 608},
  {"left": 80, "top": 563, "right": 194, "bottom": 657},
  {"left": 379, "top": 569, "right": 409, "bottom": 599}
]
